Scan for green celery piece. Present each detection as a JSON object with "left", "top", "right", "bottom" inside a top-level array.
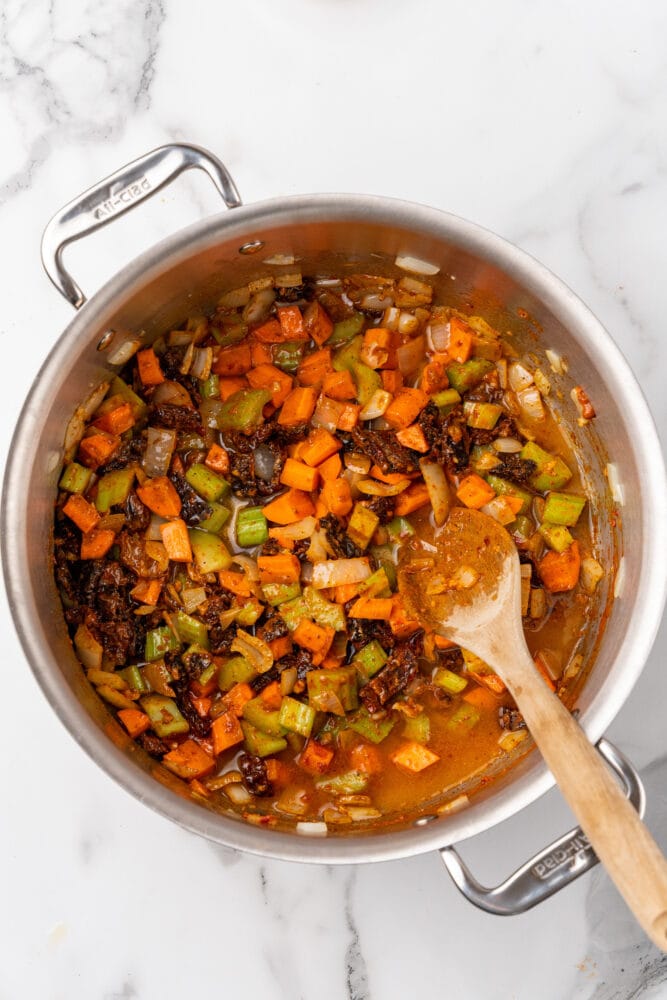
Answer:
[
  {"left": 272, "top": 341, "right": 304, "bottom": 373},
  {"left": 402, "top": 713, "right": 431, "bottom": 744},
  {"left": 463, "top": 401, "right": 503, "bottom": 430},
  {"left": 189, "top": 530, "right": 232, "bottom": 573},
  {"left": 235, "top": 600, "right": 263, "bottom": 626},
  {"left": 357, "top": 567, "right": 392, "bottom": 598},
  {"left": 332, "top": 334, "right": 363, "bottom": 372},
  {"left": 279, "top": 595, "right": 309, "bottom": 632},
  {"left": 543, "top": 492, "right": 586, "bottom": 526},
  {"left": 470, "top": 444, "right": 502, "bottom": 474},
  {"left": 347, "top": 503, "right": 380, "bottom": 551},
  {"left": 262, "top": 581, "right": 302, "bottom": 607},
  {"left": 307, "top": 666, "right": 358, "bottom": 715},
  {"left": 328, "top": 313, "right": 365, "bottom": 347},
  {"left": 446, "top": 359, "right": 494, "bottom": 393},
  {"left": 200, "top": 374, "right": 220, "bottom": 399},
  {"left": 431, "top": 388, "right": 462, "bottom": 411},
  {"left": 538, "top": 521, "right": 574, "bottom": 553},
  {"left": 119, "top": 664, "right": 148, "bottom": 693},
  {"left": 140, "top": 694, "right": 189, "bottom": 737},
  {"left": 347, "top": 707, "right": 396, "bottom": 744},
  {"left": 217, "top": 655, "right": 256, "bottom": 692},
  {"left": 510, "top": 514, "right": 534, "bottom": 541},
  {"left": 196, "top": 661, "right": 217, "bottom": 688},
  {"left": 199, "top": 502, "right": 230, "bottom": 534},
  {"left": 353, "top": 640, "right": 388, "bottom": 681},
  {"left": 185, "top": 463, "right": 230, "bottom": 503},
  {"left": 59, "top": 461, "right": 92, "bottom": 494},
  {"left": 141, "top": 659, "right": 175, "bottom": 696},
  {"left": 446, "top": 702, "right": 481, "bottom": 735},
  {"left": 485, "top": 475, "right": 532, "bottom": 515},
  {"left": 350, "top": 360, "right": 382, "bottom": 406},
  {"left": 211, "top": 322, "right": 247, "bottom": 347},
  {"left": 236, "top": 506, "right": 269, "bottom": 547},
  {"left": 110, "top": 376, "right": 148, "bottom": 420},
  {"left": 202, "top": 389, "right": 270, "bottom": 433},
  {"left": 172, "top": 611, "right": 209, "bottom": 649},
  {"left": 145, "top": 627, "right": 180, "bottom": 662},
  {"left": 387, "top": 516, "right": 415, "bottom": 539},
  {"left": 303, "top": 585, "right": 346, "bottom": 632},
  {"left": 242, "top": 697, "right": 287, "bottom": 737},
  {"left": 279, "top": 696, "right": 316, "bottom": 737},
  {"left": 315, "top": 770, "right": 369, "bottom": 795},
  {"left": 520, "top": 441, "right": 573, "bottom": 492},
  {"left": 95, "top": 467, "right": 135, "bottom": 513},
  {"left": 178, "top": 432, "right": 206, "bottom": 451},
  {"left": 241, "top": 721, "right": 287, "bottom": 757},
  {"left": 433, "top": 667, "right": 468, "bottom": 694},
  {"left": 317, "top": 714, "right": 348, "bottom": 742}
]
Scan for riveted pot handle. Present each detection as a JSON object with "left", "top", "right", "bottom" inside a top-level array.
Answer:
[
  {"left": 41, "top": 142, "right": 242, "bottom": 309},
  {"left": 440, "top": 739, "right": 645, "bottom": 915}
]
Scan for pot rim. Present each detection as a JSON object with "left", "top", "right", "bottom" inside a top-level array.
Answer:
[{"left": 3, "top": 192, "right": 666, "bottom": 864}]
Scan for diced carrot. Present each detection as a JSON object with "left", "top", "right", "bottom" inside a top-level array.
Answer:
[
  {"left": 349, "top": 743, "right": 382, "bottom": 775},
  {"left": 250, "top": 340, "right": 273, "bottom": 366},
  {"left": 293, "top": 619, "right": 335, "bottom": 664},
  {"left": 456, "top": 474, "right": 496, "bottom": 510},
  {"left": 252, "top": 318, "right": 284, "bottom": 343},
  {"left": 447, "top": 316, "right": 474, "bottom": 363},
  {"left": 370, "top": 465, "right": 414, "bottom": 485},
  {"left": 265, "top": 758, "right": 291, "bottom": 787},
  {"left": 136, "top": 347, "right": 164, "bottom": 386},
  {"left": 205, "top": 443, "right": 230, "bottom": 475},
  {"left": 191, "top": 694, "right": 212, "bottom": 718},
  {"left": 303, "top": 300, "right": 334, "bottom": 346},
  {"left": 434, "top": 635, "right": 457, "bottom": 650},
  {"left": 266, "top": 528, "right": 295, "bottom": 549},
  {"left": 390, "top": 741, "right": 440, "bottom": 773},
  {"left": 317, "top": 453, "right": 342, "bottom": 482},
  {"left": 300, "top": 427, "right": 342, "bottom": 467},
  {"left": 384, "top": 387, "right": 430, "bottom": 429},
  {"left": 280, "top": 457, "right": 320, "bottom": 492},
  {"left": 298, "top": 740, "right": 334, "bottom": 774},
  {"left": 130, "top": 578, "right": 162, "bottom": 606},
  {"left": 218, "top": 376, "right": 248, "bottom": 400},
  {"left": 160, "top": 518, "right": 193, "bottom": 562},
  {"left": 533, "top": 653, "right": 557, "bottom": 691},
  {"left": 257, "top": 553, "right": 301, "bottom": 585},
  {"left": 269, "top": 635, "right": 293, "bottom": 660},
  {"left": 462, "top": 686, "right": 501, "bottom": 712},
  {"left": 381, "top": 370, "right": 403, "bottom": 393},
  {"left": 137, "top": 476, "right": 182, "bottom": 518},
  {"left": 247, "top": 363, "right": 294, "bottom": 408},
  {"left": 467, "top": 671, "right": 507, "bottom": 696},
  {"left": 297, "top": 348, "right": 333, "bottom": 386},
  {"left": 360, "top": 328, "right": 393, "bottom": 369},
  {"left": 263, "top": 488, "right": 315, "bottom": 524},
  {"left": 258, "top": 681, "right": 283, "bottom": 711},
  {"left": 192, "top": 673, "right": 217, "bottom": 698},
  {"left": 321, "top": 651, "right": 346, "bottom": 670},
  {"left": 394, "top": 481, "right": 431, "bottom": 515},
  {"left": 212, "top": 342, "right": 252, "bottom": 375},
  {"left": 211, "top": 713, "right": 245, "bottom": 755},
  {"left": 78, "top": 432, "right": 120, "bottom": 470},
  {"left": 277, "top": 386, "right": 318, "bottom": 426},
  {"left": 218, "top": 570, "right": 253, "bottom": 597},
  {"left": 220, "top": 682, "right": 254, "bottom": 717},
  {"left": 348, "top": 596, "right": 393, "bottom": 620},
  {"left": 117, "top": 708, "right": 151, "bottom": 739},
  {"left": 321, "top": 478, "right": 353, "bottom": 517},
  {"left": 336, "top": 403, "right": 360, "bottom": 431},
  {"left": 314, "top": 497, "right": 328, "bottom": 519},
  {"left": 389, "top": 594, "right": 421, "bottom": 638},
  {"left": 538, "top": 541, "right": 581, "bottom": 593},
  {"left": 395, "top": 424, "right": 429, "bottom": 453},
  {"left": 322, "top": 369, "right": 357, "bottom": 400},
  {"left": 93, "top": 400, "right": 135, "bottom": 436},
  {"left": 63, "top": 494, "right": 100, "bottom": 534},
  {"left": 80, "top": 528, "right": 116, "bottom": 560},
  {"left": 420, "top": 361, "right": 449, "bottom": 394},
  {"left": 334, "top": 583, "right": 360, "bottom": 604},
  {"left": 277, "top": 305, "right": 307, "bottom": 341}
]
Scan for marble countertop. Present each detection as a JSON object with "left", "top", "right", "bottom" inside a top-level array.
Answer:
[{"left": 2, "top": 1, "right": 666, "bottom": 997}]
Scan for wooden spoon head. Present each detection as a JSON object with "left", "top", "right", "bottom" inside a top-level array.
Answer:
[{"left": 398, "top": 508, "right": 522, "bottom": 652}]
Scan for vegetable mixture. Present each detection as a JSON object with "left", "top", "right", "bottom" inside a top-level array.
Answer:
[{"left": 53, "top": 267, "right": 604, "bottom": 833}]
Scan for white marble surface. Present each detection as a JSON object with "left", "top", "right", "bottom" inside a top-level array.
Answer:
[{"left": 1, "top": 1, "right": 666, "bottom": 997}]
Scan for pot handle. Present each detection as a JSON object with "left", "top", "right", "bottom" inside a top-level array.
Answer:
[
  {"left": 439, "top": 738, "right": 645, "bottom": 915},
  {"left": 41, "top": 142, "right": 242, "bottom": 309}
]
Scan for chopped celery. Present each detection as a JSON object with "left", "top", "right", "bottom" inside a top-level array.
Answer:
[
  {"left": 279, "top": 696, "right": 316, "bottom": 737},
  {"left": 236, "top": 506, "right": 269, "bottom": 547},
  {"left": 315, "top": 769, "right": 369, "bottom": 796},
  {"left": 199, "top": 502, "right": 230, "bottom": 534},
  {"left": 307, "top": 666, "right": 358, "bottom": 715},
  {"left": 211, "top": 322, "right": 247, "bottom": 347},
  {"left": 200, "top": 374, "right": 220, "bottom": 398},
  {"left": 234, "top": 600, "right": 263, "bottom": 626},
  {"left": 485, "top": 475, "right": 532, "bottom": 515},
  {"left": 202, "top": 389, "right": 270, "bottom": 433},
  {"left": 387, "top": 516, "right": 415, "bottom": 539},
  {"left": 59, "top": 461, "right": 92, "bottom": 494},
  {"left": 141, "top": 659, "right": 175, "bottom": 696},
  {"left": 262, "top": 581, "right": 302, "bottom": 607},
  {"left": 357, "top": 567, "right": 392, "bottom": 598},
  {"left": 185, "top": 463, "right": 230, "bottom": 503},
  {"left": 431, "top": 388, "right": 462, "bottom": 410},
  {"left": 543, "top": 492, "right": 586, "bottom": 526},
  {"left": 347, "top": 707, "right": 396, "bottom": 744},
  {"left": 403, "top": 713, "right": 431, "bottom": 744},
  {"left": 172, "top": 611, "right": 209, "bottom": 649},
  {"left": 119, "top": 664, "right": 148, "bottom": 693},
  {"left": 520, "top": 441, "right": 572, "bottom": 492},
  {"left": 538, "top": 521, "right": 574, "bottom": 553},
  {"left": 279, "top": 595, "right": 309, "bottom": 632},
  {"left": 433, "top": 667, "right": 468, "bottom": 694},
  {"left": 511, "top": 514, "right": 534, "bottom": 542},
  {"left": 470, "top": 444, "right": 501, "bottom": 474},
  {"left": 463, "top": 401, "right": 503, "bottom": 430},
  {"left": 347, "top": 503, "right": 380, "bottom": 551},
  {"left": 196, "top": 661, "right": 217, "bottom": 689},
  {"left": 353, "top": 640, "right": 388, "bottom": 680},
  {"left": 110, "top": 375, "right": 148, "bottom": 420},
  {"left": 241, "top": 721, "right": 287, "bottom": 757},
  {"left": 140, "top": 694, "right": 189, "bottom": 737},
  {"left": 217, "top": 655, "right": 256, "bottom": 691},
  {"left": 328, "top": 313, "right": 364, "bottom": 347},
  {"left": 242, "top": 697, "right": 286, "bottom": 737},
  {"left": 303, "top": 586, "right": 346, "bottom": 632},
  {"left": 446, "top": 359, "right": 494, "bottom": 394},
  {"left": 350, "top": 360, "right": 382, "bottom": 406},
  {"left": 145, "top": 626, "right": 180, "bottom": 662},
  {"left": 273, "top": 341, "right": 304, "bottom": 373},
  {"left": 332, "top": 334, "right": 363, "bottom": 372},
  {"left": 189, "top": 530, "right": 232, "bottom": 573},
  {"left": 446, "top": 702, "right": 481, "bottom": 735},
  {"left": 95, "top": 467, "right": 135, "bottom": 513}
]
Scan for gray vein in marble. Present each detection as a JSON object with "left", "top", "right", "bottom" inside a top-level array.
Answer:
[
  {"left": 103, "top": 980, "right": 137, "bottom": 1000},
  {"left": 344, "top": 870, "right": 370, "bottom": 1000}
]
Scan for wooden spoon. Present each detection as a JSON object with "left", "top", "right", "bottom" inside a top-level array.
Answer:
[{"left": 398, "top": 507, "right": 667, "bottom": 951}]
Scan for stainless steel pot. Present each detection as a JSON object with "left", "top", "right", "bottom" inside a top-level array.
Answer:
[{"left": 4, "top": 143, "right": 666, "bottom": 915}]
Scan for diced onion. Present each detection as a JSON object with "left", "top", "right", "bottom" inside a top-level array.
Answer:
[
  {"left": 190, "top": 347, "right": 213, "bottom": 380},
  {"left": 344, "top": 453, "right": 371, "bottom": 475},
  {"left": 167, "top": 330, "right": 193, "bottom": 347},
  {"left": 263, "top": 253, "right": 295, "bottom": 266},
  {"left": 269, "top": 516, "right": 317, "bottom": 541},
  {"left": 248, "top": 276, "right": 274, "bottom": 293},
  {"left": 343, "top": 806, "right": 382, "bottom": 821},
  {"left": 437, "top": 793, "right": 470, "bottom": 815},
  {"left": 508, "top": 362, "right": 534, "bottom": 392},
  {"left": 398, "top": 311, "right": 419, "bottom": 335},
  {"left": 108, "top": 338, "right": 141, "bottom": 367},
  {"left": 145, "top": 513, "right": 166, "bottom": 542},
  {"left": 492, "top": 437, "right": 523, "bottom": 453},
  {"left": 312, "top": 395, "right": 345, "bottom": 432},
  {"left": 224, "top": 784, "right": 253, "bottom": 805},
  {"left": 243, "top": 288, "right": 275, "bottom": 326},
  {"left": 395, "top": 254, "right": 440, "bottom": 276},
  {"left": 427, "top": 319, "right": 449, "bottom": 353},
  {"left": 181, "top": 587, "right": 207, "bottom": 614},
  {"left": 516, "top": 386, "right": 545, "bottom": 421},
  {"left": 361, "top": 292, "right": 393, "bottom": 312},
  {"left": 307, "top": 527, "right": 334, "bottom": 564},
  {"left": 74, "top": 623, "right": 103, "bottom": 671},
  {"left": 274, "top": 271, "right": 302, "bottom": 288},
  {"left": 357, "top": 478, "right": 410, "bottom": 497},
  {"left": 606, "top": 463, "right": 624, "bottom": 505},
  {"left": 498, "top": 729, "right": 529, "bottom": 752},
  {"left": 496, "top": 358, "right": 508, "bottom": 390},
  {"left": 533, "top": 368, "right": 551, "bottom": 397},
  {"left": 231, "top": 629, "right": 273, "bottom": 673},
  {"left": 359, "top": 389, "right": 392, "bottom": 421},
  {"left": 296, "top": 821, "right": 328, "bottom": 837},
  {"left": 381, "top": 306, "right": 400, "bottom": 331},
  {"left": 143, "top": 427, "right": 176, "bottom": 478},
  {"left": 480, "top": 497, "right": 518, "bottom": 526},
  {"left": 232, "top": 555, "right": 260, "bottom": 581},
  {"left": 254, "top": 445, "right": 276, "bottom": 481},
  {"left": 152, "top": 380, "right": 193, "bottom": 408},
  {"left": 218, "top": 286, "right": 251, "bottom": 309},
  {"left": 311, "top": 558, "right": 372, "bottom": 589},
  {"left": 581, "top": 557, "right": 604, "bottom": 594},
  {"left": 396, "top": 334, "right": 425, "bottom": 376},
  {"left": 206, "top": 770, "right": 243, "bottom": 790},
  {"left": 545, "top": 348, "right": 566, "bottom": 375},
  {"left": 420, "top": 460, "right": 450, "bottom": 526},
  {"left": 276, "top": 787, "right": 309, "bottom": 816}
]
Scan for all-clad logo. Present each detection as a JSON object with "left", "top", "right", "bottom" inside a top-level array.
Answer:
[
  {"left": 532, "top": 832, "right": 591, "bottom": 879},
  {"left": 93, "top": 176, "right": 151, "bottom": 220}
]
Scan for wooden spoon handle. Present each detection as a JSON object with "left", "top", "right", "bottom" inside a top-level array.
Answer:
[{"left": 508, "top": 652, "right": 667, "bottom": 952}]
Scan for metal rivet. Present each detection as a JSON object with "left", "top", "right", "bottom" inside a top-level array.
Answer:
[
  {"left": 239, "top": 240, "right": 265, "bottom": 255},
  {"left": 97, "top": 330, "right": 114, "bottom": 351},
  {"left": 414, "top": 814, "right": 438, "bottom": 827}
]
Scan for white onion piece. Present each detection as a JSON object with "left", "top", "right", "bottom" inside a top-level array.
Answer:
[
  {"left": 344, "top": 452, "right": 371, "bottom": 475},
  {"left": 508, "top": 362, "right": 534, "bottom": 392},
  {"left": 108, "top": 337, "right": 141, "bottom": 367},
  {"left": 311, "top": 558, "right": 372, "bottom": 589},
  {"left": 359, "top": 389, "right": 392, "bottom": 421},
  {"left": 516, "top": 386, "right": 545, "bottom": 421},
  {"left": 143, "top": 427, "right": 177, "bottom": 477},
  {"left": 231, "top": 629, "right": 273, "bottom": 673},
  {"left": 496, "top": 358, "right": 508, "bottom": 390},
  {"left": 219, "top": 286, "right": 250, "bottom": 309},
  {"left": 269, "top": 516, "right": 317, "bottom": 541},
  {"left": 190, "top": 347, "right": 213, "bottom": 380},
  {"left": 253, "top": 445, "right": 276, "bottom": 481},
  {"left": 307, "top": 528, "right": 333, "bottom": 564},
  {"left": 419, "top": 460, "right": 450, "bottom": 525},
  {"left": 181, "top": 587, "right": 207, "bottom": 614},
  {"left": 167, "top": 330, "right": 193, "bottom": 347},
  {"left": 398, "top": 311, "right": 419, "bottom": 335},
  {"left": 263, "top": 253, "right": 295, "bottom": 266},
  {"left": 357, "top": 478, "right": 410, "bottom": 497},
  {"left": 427, "top": 319, "right": 449, "bottom": 353},
  {"left": 74, "top": 623, "right": 103, "bottom": 671},
  {"left": 381, "top": 306, "right": 400, "bottom": 331},
  {"left": 361, "top": 292, "right": 393, "bottom": 312},
  {"left": 296, "top": 822, "right": 328, "bottom": 837},
  {"left": 581, "top": 557, "right": 604, "bottom": 594},
  {"left": 492, "top": 437, "right": 523, "bottom": 453},
  {"left": 232, "top": 555, "right": 260, "bottom": 581},
  {"left": 145, "top": 513, "right": 166, "bottom": 541},
  {"left": 395, "top": 254, "right": 440, "bottom": 276},
  {"left": 312, "top": 395, "right": 344, "bottom": 432},
  {"left": 152, "top": 380, "right": 193, "bottom": 408},
  {"left": 481, "top": 496, "right": 518, "bottom": 526},
  {"left": 606, "top": 462, "right": 624, "bottom": 505},
  {"left": 243, "top": 288, "right": 276, "bottom": 326},
  {"left": 396, "top": 334, "right": 425, "bottom": 376},
  {"left": 224, "top": 784, "right": 252, "bottom": 805},
  {"left": 545, "top": 348, "right": 566, "bottom": 374}
]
